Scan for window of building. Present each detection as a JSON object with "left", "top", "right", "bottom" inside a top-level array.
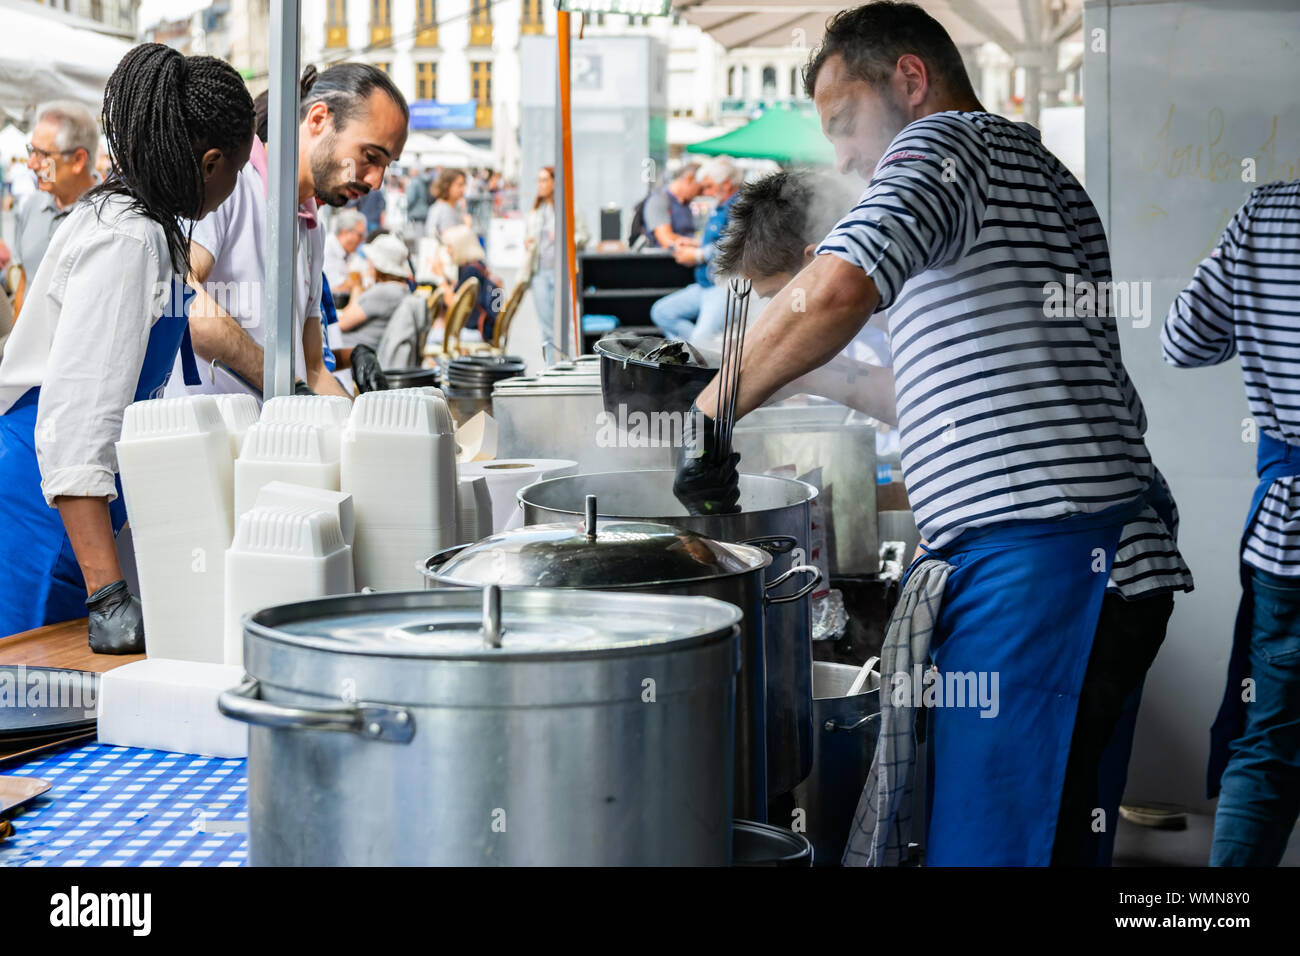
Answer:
[
  {"left": 471, "top": 60, "right": 493, "bottom": 127},
  {"left": 416, "top": 0, "right": 438, "bottom": 46},
  {"left": 521, "top": 0, "right": 545, "bottom": 36},
  {"left": 726, "top": 66, "right": 736, "bottom": 98},
  {"left": 374, "top": 61, "right": 391, "bottom": 75},
  {"left": 90, "top": 0, "right": 103, "bottom": 19},
  {"left": 416, "top": 61, "right": 437, "bottom": 100},
  {"left": 371, "top": 0, "right": 392, "bottom": 46},
  {"left": 790, "top": 66, "right": 800, "bottom": 97},
  {"left": 470, "top": 0, "right": 492, "bottom": 46},
  {"left": 326, "top": 0, "right": 347, "bottom": 48}
]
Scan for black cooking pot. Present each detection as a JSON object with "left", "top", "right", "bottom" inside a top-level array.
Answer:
[
  {"left": 594, "top": 334, "right": 715, "bottom": 418},
  {"left": 732, "top": 820, "right": 814, "bottom": 867}
]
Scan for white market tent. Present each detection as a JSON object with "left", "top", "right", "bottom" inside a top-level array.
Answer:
[
  {"left": 0, "top": 0, "right": 131, "bottom": 122},
  {"left": 671, "top": 0, "right": 1084, "bottom": 125}
]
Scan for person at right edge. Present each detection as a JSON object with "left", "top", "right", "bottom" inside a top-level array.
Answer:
[
  {"left": 674, "top": 1, "right": 1194, "bottom": 866},
  {"left": 1163, "top": 178, "right": 1300, "bottom": 867}
]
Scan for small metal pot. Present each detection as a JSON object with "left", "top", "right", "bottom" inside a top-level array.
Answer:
[
  {"left": 519, "top": 470, "right": 820, "bottom": 797},
  {"left": 420, "top": 496, "right": 820, "bottom": 822},
  {"left": 792, "top": 661, "right": 881, "bottom": 866}
]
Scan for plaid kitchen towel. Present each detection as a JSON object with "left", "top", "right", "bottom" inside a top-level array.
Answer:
[{"left": 842, "top": 556, "right": 951, "bottom": 866}]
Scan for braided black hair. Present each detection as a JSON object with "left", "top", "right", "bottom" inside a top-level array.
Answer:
[{"left": 86, "top": 43, "right": 255, "bottom": 276}]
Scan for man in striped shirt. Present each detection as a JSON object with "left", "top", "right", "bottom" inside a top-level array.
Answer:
[
  {"left": 678, "top": 1, "right": 1192, "bottom": 866},
  {"left": 1162, "top": 179, "right": 1300, "bottom": 867}
]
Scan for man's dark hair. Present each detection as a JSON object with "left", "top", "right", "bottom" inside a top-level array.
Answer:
[
  {"left": 713, "top": 170, "right": 861, "bottom": 279},
  {"left": 803, "top": 1, "right": 976, "bottom": 100},
  {"left": 88, "top": 42, "right": 254, "bottom": 276},
  {"left": 301, "top": 62, "right": 410, "bottom": 129}
]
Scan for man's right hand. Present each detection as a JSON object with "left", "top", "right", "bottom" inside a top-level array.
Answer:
[{"left": 673, "top": 403, "right": 741, "bottom": 515}]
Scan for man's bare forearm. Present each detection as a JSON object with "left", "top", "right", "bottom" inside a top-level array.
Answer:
[
  {"left": 695, "top": 255, "right": 883, "bottom": 422},
  {"left": 187, "top": 280, "right": 265, "bottom": 389},
  {"left": 55, "top": 496, "right": 122, "bottom": 595}
]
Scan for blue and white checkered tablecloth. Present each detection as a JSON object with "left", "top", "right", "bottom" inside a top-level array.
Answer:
[{"left": 0, "top": 743, "right": 248, "bottom": 867}]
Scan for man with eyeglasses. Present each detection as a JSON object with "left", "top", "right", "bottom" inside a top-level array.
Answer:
[{"left": 11, "top": 100, "right": 98, "bottom": 317}]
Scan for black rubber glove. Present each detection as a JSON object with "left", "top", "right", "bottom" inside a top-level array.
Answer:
[
  {"left": 86, "top": 580, "right": 145, "bottom": 655},
  {"left": 350, "top": 345, "right": 388, "bottom": 394},
  {"left": 673, "top": 402, "right": 741, "bottom": 516},
  {"left": 293, "top": 380, "right": 316, "bottom": 396}
]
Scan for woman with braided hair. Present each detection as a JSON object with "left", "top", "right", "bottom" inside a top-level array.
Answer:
[{"left": 0, "top": 43, "right": 253, "bottom": 651}]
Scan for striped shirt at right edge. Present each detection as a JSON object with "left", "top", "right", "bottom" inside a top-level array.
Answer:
[
  {"left": 1162, "top": 179, "right": 1300, "bottom": 577},
  {"left": 817, "top": 111, "right": 1192, "bottom": 599}
]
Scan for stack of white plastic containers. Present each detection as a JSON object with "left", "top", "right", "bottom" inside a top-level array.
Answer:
[
  {"left": 342, "top": 389, "right": 458, "bottom": 590},
  {"left": 108, "top": 387, "right": 465, "bottom": 757},
  {"left": 116, "top": 396, "right": 235, "bottom": 664}
]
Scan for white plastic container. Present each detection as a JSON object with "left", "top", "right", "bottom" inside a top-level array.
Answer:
[
  {"left": 341, "top": 390, "right": 457, "bottom": 589},
  {"left": 115, "top": 396, "right": 234, "bottom": 663},
  {"left": 223, "top": 505, "right": 354, "bottom": 666},
  {"left": 259, "top": 394, "right": 352, "bottom": 460},
  {"left": 456, "top": 474, "right": 493, "bottom": 545},
  {"left": 97, "top": 658, "right": 249, "bottom": 758},
  {"left": 211, "top": 393, "right": 260, "bottom": 458},
  {"left": 252, "top": 480, "right": 355, "bottom": 547},
  {"left": 234, "top": 421, "right": 340, "bottom": 520}
]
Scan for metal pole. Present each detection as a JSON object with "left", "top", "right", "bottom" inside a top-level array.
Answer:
[
  {"left": 552, "top": 51, "right": 569, "bottom": 362},
  {"left": 557, "top": 12, "right": 580, "bottom": 358},
  {"left": 263, "top": 0, "right": 302, "bottom": 399}
]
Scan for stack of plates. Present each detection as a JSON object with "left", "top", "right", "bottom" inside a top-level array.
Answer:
[{"left": 443, "top": 355, "right": 526, "bottom": 393}]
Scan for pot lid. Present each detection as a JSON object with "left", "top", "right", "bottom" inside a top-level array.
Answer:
[
  {"left": 429, "top": 497, "right": 767, "bottom": 588},
  {"left": 246, "top": 586, "right": 741, "bottom": 661}
]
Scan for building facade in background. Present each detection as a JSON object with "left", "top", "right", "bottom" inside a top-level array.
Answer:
[{"left": 28, "top": 0, "right": 138, "bottom": 37}]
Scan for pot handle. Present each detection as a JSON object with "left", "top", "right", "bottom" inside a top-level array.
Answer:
[
  {"left": 825, "top": 712, "right": 879, "bottom": 733},
  {"left": 218, "top": 677, "right": 415, "bottom": 744},
  {"left": 763, "top": 564, "right": 822, "bottom": 605},
  {"left": 741, "top": 534, "right": 798, "bottom": 556}
]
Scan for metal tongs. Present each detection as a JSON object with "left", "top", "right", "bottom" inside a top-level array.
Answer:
[{"left": 713, "top": 278, "right": 753, "bottom": 458}]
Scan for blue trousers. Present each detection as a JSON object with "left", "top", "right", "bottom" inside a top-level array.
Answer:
[{"left": 1211, "top": 564, "right": 1300, "bottom": 866}]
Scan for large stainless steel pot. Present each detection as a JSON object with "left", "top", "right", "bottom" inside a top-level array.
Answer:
[
  {"left": 792, "top": 661, "right": 881, "bottom": 866},
  {"left": 218, "top": 587, "right": 742, "bottom": 866},
  {"left": 420, "top": 501, "right": 820, "bottom": 821},
  {"left": 519, "top": 470, "right": 819, "bottom": 797}
]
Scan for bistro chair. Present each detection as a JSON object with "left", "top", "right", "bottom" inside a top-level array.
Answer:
[{"left": 423, "top": 276, "right": 480, "bottom": 363}]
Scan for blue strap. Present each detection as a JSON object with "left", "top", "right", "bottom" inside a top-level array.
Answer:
[{"left": 180, "top": 323, "right": 201, "bottom": 386}]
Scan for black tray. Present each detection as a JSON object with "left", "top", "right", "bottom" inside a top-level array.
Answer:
[{"left": 0, "top": 667, "right": 99, "bottom": 740}]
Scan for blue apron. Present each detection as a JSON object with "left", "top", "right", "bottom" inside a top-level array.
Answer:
[
  {"left": 1206, "top": 429, "right": 1300, "bottom": 797},
  {"left": 919, "top": 488, "right": 1158, "bottom": 866},
  {"left": 0, "top": 284, "right": 199, "bottom": 637}
]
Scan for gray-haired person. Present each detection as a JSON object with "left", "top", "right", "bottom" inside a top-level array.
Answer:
[
  {"left": 647, "top": 157, "right": 739, "bottom": 342},
  {"left": 12, "top": 100, "right": 99, "bottom": 316},
  {"left": 324, "top": 208, "right": 367, "bottom": 296}
]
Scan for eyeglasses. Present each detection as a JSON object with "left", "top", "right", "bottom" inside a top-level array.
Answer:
[{"left": 25, "top": 144, "right": 79, "bottom": 162}]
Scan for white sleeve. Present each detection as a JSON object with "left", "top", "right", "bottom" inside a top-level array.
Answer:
[
  {"left": 188, "top": 171, "right": 241, "bottom": 264},
  {"left": 305, "top": 227, "right": 323, "bottom": 321},
  {"left": 35, "top": 232, "right": 166, "bottom": 504}
]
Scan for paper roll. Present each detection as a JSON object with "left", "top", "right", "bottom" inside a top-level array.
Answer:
[{"left": 458, "top": 459, "right": 579, "bottom": 534}]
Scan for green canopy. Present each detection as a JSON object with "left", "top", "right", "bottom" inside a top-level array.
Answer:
[{"left": 687, "top": 108, "right": 833, "bottom": 166}]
